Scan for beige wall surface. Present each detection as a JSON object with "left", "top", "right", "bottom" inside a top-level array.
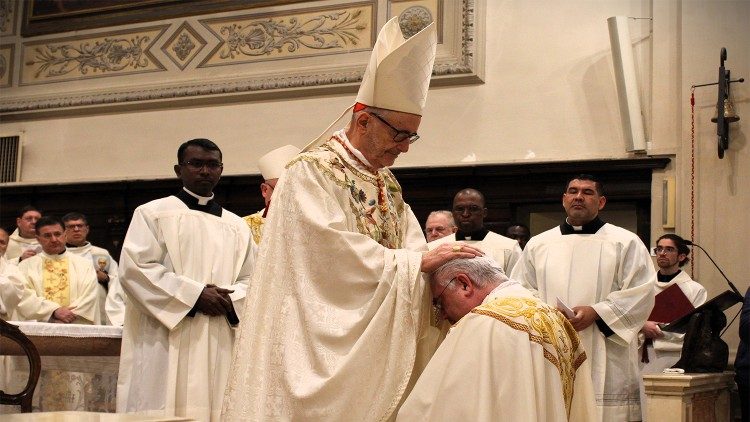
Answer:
[{"left": 1, "top": 1, "right": 748, "bottom": 351}]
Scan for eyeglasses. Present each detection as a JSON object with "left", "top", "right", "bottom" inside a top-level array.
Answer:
[
  {"left": 369, "top": 113, "right": 420, "bottom": 144},
  {"left": 181, "top": 160, "right": 223, "bottom": 171},
  {"left": 432, "top": 278, "right": 455, "bottom": 311},
  {"left": 453, "top": 205, "right": 483, "bottom": 215},
  {"left": 653, "top": 246, "right": 677, "bottom": 255},
  {"left": 64, "top": 224, "right": 87, "bottom": 230}
]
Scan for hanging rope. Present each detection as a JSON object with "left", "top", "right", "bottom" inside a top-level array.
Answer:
[{"left": 690, "top": 88, "right": 696, "bottom": 275}]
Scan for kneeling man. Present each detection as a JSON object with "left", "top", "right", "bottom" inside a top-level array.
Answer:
[{"left": 398, "top": 256, "right": 596, "bottom": 421}]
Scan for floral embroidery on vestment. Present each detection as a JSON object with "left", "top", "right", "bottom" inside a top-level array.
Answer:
[
  {"left": 288, "top": 137, "right": 404, "bottom": 248},
  {"left": 42, "top": 256, "right": 71, "bottom": 307}
]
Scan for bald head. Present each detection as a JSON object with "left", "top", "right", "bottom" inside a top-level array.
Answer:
[{"left": 452, "top": 188, "right": 487, "bottom": 234}]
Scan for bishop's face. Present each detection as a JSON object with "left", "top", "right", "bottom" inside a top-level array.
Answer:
[{"left": 357, "top": 111, "right": 420, "bottom": 170}]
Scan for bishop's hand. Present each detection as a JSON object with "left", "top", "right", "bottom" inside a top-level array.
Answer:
[{"left": 420, "top": 243, "right": 484, "bottom": 273}]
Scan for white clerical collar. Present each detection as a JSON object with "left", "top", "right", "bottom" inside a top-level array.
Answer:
[
  {"left": 565, "top": 217, "right": 584, "bottom": 231},
  {"left": 183, "top": 187, "right": 214, "bottom": 205},
  {"left": 334, "top": 129, "right": 374, "bottom": 168}
]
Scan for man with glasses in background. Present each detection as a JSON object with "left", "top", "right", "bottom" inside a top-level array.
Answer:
[
  {"left": 639, "top": 234, "right": 706, "bottom": 373},
  {"left": 15, "top": 216, "right": 100, "bottom": 324},
  {"left": 117, "top": 138, "right": 256, "bottom": 421},
  {"left": 428, "top": 188, "right": 522, "bottom": 275},
  {"left": 63, "top": 212, "right": 125, "bottom": 325},
  {"left": 424, "top": 210, "right": 458, "bottom": 242},
  {"left": 223, "top": 18, "right": 482, "bottom": 421},
  {"left": 398, "top": 256, "right": 596, "bottom": 421}
]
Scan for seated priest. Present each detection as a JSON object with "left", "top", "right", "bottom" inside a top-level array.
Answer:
[
  {"left": 15, "top": 216, "right": 100, "bottom": 324},
  {"left": 397, "top": 256, "right": 596, "bottom": 422}
]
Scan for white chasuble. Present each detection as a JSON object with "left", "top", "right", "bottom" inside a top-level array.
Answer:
[
  {"left": 398, "top": 282, "right": 596, "bottom": 422},
  {"left": 222, "top": 135, "right": 431, "bottom": 421},
  {"left": 16, "top": 251, "right": 100, "bottom": 324},
  {"left": 511, "top": 224, "right": 655, "bottom": 421},
  {"left": 428, "top": 231, "right": 522, "bottom": 274},
  {"left": 116, "top": 196, "right": 255, "bottom": 422}
]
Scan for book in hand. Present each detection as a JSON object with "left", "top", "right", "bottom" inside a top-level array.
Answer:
[{"left": 648, "top": 284, "right": 695, "bottom": 324}]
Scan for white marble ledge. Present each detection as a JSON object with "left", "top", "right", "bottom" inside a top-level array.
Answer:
[
  {"left": 6, "top": 321, "right": 122, "bottom": 338},
  {"left": 643, "top": 372, "right": 736, "bottom": 395}
]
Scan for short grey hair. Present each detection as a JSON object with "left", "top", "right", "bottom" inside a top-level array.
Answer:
[
  {"left": 430, "top": 256, "right": 508, "bottom": 290},
  {"left": 427, "top": 210, "right": 456, "bottom": 227}
]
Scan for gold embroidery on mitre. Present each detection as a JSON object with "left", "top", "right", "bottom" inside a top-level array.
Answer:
[
  {"left": 42, "top": 257, "right": 71, "bottom": 307},
  {"left": 471, "top": 296, "right": 587, "bottom": 417}
]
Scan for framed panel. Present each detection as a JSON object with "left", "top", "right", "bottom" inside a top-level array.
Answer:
[
  {"left": 2, "top": 0, "right": 485, "bottom": 120},
  {"left": 21, "top": 0, "right": 310, "bottom": 37}
]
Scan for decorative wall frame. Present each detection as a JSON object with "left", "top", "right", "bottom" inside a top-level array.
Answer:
[{"left": 1, "top": 0, "right": 485, "bottom": 120}]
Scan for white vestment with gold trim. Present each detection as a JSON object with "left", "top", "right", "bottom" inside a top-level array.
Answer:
[
  {"left": 15, "top": 251, "right": 100, "bottom": 324},
  {"left": 222, "top": 134, "right": 433, "bottom": 421},
  {"left": 398, "top": 281, "right": 596, "bottom": 422}
]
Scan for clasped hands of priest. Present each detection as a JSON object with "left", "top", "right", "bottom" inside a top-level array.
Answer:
[
  {"left": 420, "top": 243, "right": 484, "bottom": 274},
  {"left": 194, "top": 284, "right": 234, "bottom": 316},
  {"left": 51, "top": 306, "right": 77, "bottom": 323}
]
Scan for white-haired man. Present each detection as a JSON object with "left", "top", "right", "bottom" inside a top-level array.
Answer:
[
  {"left": 222, "top": 17, "right": 482, "bottom": 421},
  {"left": 424, "top": 210, "right": 457, "bottom": 242},
  {"left": 398, "top": 256, "right": 596, "bottom": 421},
  {"left": 244, "top": 144, "right": 300, "bottom": 246}
]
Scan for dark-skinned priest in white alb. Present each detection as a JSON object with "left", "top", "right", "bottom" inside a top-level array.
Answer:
[
  {"left": 117, "top": 139, "right": 256, "bottom": 421},
  {"left": 222, "top": 17, "right": 482, "bottom": 421}
]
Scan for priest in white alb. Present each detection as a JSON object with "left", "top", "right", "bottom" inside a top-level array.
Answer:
[
  {"left": 398, "top": 256, "right": 597, "bottom": 421},
  {"left": 117, "top": 139, "right": 256, "bottom": 421},
  {"left": 15, "top": 216, "right": 100, "bottom": 324},
  {"left": 62, "top": 212, "right": 125, "bottom": 325},
  {"left": 0, "top": 228, "right": 27, "bottom": 319},
  {"left": 511, "top": 174, "right": 655, "bottom": 421},
  {"left": 222, "top": 17, "right": 482, "bottom": 421},
  {"left": 429, "top": 188, "right": 522, "bottom": 275},
  {"left": 243, "top": 144, "right": 300, "bottom": 247}
]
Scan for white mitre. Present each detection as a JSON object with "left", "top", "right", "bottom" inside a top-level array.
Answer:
[
  {"left": 258, "top": 145, "right": 301, "bottom": 180},
  {"left": 304, "top": 16, "right": 437, "bottom": 151}
]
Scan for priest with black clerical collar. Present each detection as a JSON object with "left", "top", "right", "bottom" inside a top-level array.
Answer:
[
  {"left": 510, "top": 174, "right": 655, "bottom": 421},
  {"left": 428, "top": 188, "right": 522, "bottom": 275},
  {"left": 116, "top": 138, "right": 256, "bottom": 421}
]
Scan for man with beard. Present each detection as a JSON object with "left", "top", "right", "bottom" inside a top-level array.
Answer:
[{"left": 639, "top": 234, "right": 706, "bottom": 372}]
